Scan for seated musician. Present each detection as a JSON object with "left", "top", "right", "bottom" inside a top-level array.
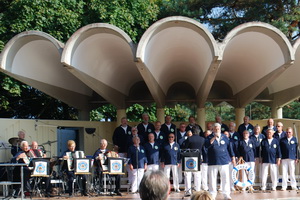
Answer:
[
  {"left": 11, "top": 141, "right": 32, "bottom": 197},
  {"left": 62, "top": 140, "right": 88, "bottom": 197},
  {"left": 30, "top": 141, "right": 46, "bottom": 158},
  {"left": 92, "top": 139, "right": 121, "bottom": 196},
  {"left": 30, "top": 141, "right": 53, "bottom": 197}
]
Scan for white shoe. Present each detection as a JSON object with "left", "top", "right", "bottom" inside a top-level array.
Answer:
[
  {"left": 281, "top": 188, "right": 286, "bottom": 191},
  {"left": 175, "top": 189, "right": 180, "bottom": 193},
  {"left": 224, "top": 195, "right": 232, "bottom": 200},
  {"left": 291, "top": 187, "right": 298, "bottom": 190},
  {"left": 231, "top": 187, "right": 236, "bottom": 191},
  {"left": 261, "top": 187, "right": 266, "bottom": 191},
  {"left": 271, "top": 188, "right": 276, "bottom": 191}
]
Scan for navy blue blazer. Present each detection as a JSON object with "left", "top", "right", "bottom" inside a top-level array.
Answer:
[
  {"left": 220, "top": 123, "right": 229, "bottom": 133},
  {"left": 250, "top": 134, "right": 265, "bottom": 157},
  {"left": 112, "top": 125, "right": 132, "bottom": 153},
  {"left": 262, "top": 126, "right": 277, "bottom": 137},
  {"left": 161, "top": 123, "right": 177, "bottom": 135},
  {"left": 229, "top": 138, "right": 239, "bottom": 159},
  {"left": 137, "top": 122, "right": 155, "bottom": 140},
  {"left": 185, "top": 124, "right": 204, "bottom": 137},
  {"left": 261, "top": 138, "right": 281, "bottom": 164},
  {"left": 237, "top": 139, "right": 256, "bottom": 162},
  {"left": 280, "top": 136, "right": 298, "bottom": 160},
  {"left": 127, "top": 134, "right": 145, "bottom": 147},
  {"left": 230, "top": 132, "right": 241, "bottom": 141},
  {"left": 184, "top": 135, "right": 205, "bottom": 164},
  {"left": 161, "top": 142, "right": 181, "bottom": 165},
  {"left": 154, "top": 131, "right": 167, "bottom": 146},
  {"left": 274, "top": 131, "right": 287, "bottom": 140},
  {"left": 144, "top": 142, "right": 161, "bottom": 165},
  {"left": 237, "top": 123, "right": 254, "bottom": 135},
  {"left": 127, "top": 145, "right": 147, "bottom": 169},
  {"left": 205, "top": 134, "right": 235, "bottom": 165}
]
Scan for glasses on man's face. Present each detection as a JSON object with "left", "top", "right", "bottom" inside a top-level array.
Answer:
[{"left": 276, "top": 126, "right": 281, "bottom": 127}]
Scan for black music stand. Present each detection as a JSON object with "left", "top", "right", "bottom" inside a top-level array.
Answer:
[
  {"left": 30, "top": 158, "right": 51, "bottom": 197},
  {"left": 180, "top": 149, "right": 200, "bottom": 198}
]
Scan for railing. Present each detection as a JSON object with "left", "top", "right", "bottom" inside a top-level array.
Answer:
[{"left": 0, "top": 163, "right": 27, "bottom": 200}]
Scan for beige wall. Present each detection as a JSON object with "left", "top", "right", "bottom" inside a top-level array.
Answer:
[{"left": 1, "top": 118, "right": 300, "bottom": 164}]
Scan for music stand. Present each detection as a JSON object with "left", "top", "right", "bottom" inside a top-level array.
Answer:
[
  {"left": 180, "top": 149, "right": 200, "bottom": 198},
  {"left": 108, "top": 158, "right": 125, "bottom": 175},
  {"left": 30, "top": 158, "right": 51, "bottom": 197},
  {"left": 74, "top": 158, "right": 92, "bottom": 175}
]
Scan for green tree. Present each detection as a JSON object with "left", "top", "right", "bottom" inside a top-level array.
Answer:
[
  {"left": 0, "top": 0, "right": 159, "bottom": 119},
  {"left": 158, "top": 0, "right": 300, "bottom": 41}
]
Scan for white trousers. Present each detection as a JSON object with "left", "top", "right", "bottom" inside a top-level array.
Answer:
[
  {"left": 131, "top": 169, "right": 144, "bottom": 193},
  {"left": 282, "top": 159, "right": 297, "bottom": 189},
  {"left": 208, "top": 165, "right": 230, "bottom": 199},
  {"left": 164, "top": 165, "right": 179, "bottom": 190},
  {"left": 147, "top": 164, "right": 159, "bottom": 171},
  {"left": 261, "top": 163, "right": 277, "bottom": 190},
  {"left": 201, "top": 163, "right": 208, "bottom": 190},
  {"left": 178, "top": 165, "right": 183, "bottom": 183},
  {"left": 126, "top": 165, "right": 133, "bottom": 184},
  {"left": 184, "top": 171, "right": 201, "bottom": 192}
]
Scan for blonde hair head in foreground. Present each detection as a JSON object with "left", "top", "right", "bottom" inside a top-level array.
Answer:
[{"left": 191, "top": 191, "right": 213, "bottom": 200}]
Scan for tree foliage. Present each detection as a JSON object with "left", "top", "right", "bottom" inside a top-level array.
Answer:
[
  {"left": 1, "top": 0, "right": 300, "bottom": 120},
  {"left": 158, "top": 0, "right": 300, "bottom": 41},
  {"left": 0, "top": 0, "right": 159, "bottom": 119}
]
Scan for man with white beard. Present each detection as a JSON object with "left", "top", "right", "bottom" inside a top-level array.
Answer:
[{"left": 205, "top": 123, "right": 235, "bottom": 200}]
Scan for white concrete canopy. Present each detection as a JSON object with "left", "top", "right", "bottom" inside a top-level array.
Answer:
[
  {"left": 1, "top": 17, "right": 300, "bottom": 120},
  {"left": 136, "top": 16, "right": 220, "bottom": 108},
  {"left": 0, "top": 31, "right": 93, "bottom": 110},
  {"left": 217, "top": 22, "right": 294, "bottom": 107},
  {"left": 61, "top": 23, "right": 142, "bottom": 109}
]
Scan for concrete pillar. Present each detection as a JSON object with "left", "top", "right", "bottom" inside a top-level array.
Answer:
[
  {"left": 271, "top": 106, "right": 283, "bottom": 119},
  {"left": 197, "top": 107, "right": 206, "bottom": 130},
  {"left": 116, "top": 109, "right": 126, "bottom": 123},
  {"left": 235, "top": 108, "right": 245, "bottom": 126},
  {"left": 156, "top": 108, "right": 165, "bottom": 123}
]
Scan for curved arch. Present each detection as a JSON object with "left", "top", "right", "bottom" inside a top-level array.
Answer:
[
  {"left": 61, "top": 23, "right": 141, "bottom": 108},
  {"left": 217, "top": 22, "right": 294, "bottom": 107},
  {"left": 136, "top": 16, "right": 220, "bottom": 108},
  {"left": 0, "top": 30, "right": 92, "bottom": 110}
]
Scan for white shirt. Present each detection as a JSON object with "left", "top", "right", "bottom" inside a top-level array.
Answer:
[
  {"left": 180, "top": 131, "right": 186, "bottom": 137},
  {"left": 121, "top": 125, "right": 127, "bottom": 132},
  {"left": 170, "top": 142, "right": 175, "bottom": 149},
  {"left": 268, "top": 138, "right": 273, "bottom": 145},
  {"left": 166, "top": 124, "right": 171, "bottom": 130},
  {"left": 143, "top": 123, "right": 148, "bottom": 131}
]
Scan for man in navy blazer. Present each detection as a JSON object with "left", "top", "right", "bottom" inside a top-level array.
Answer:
[
  {"left": 274, "top": 122, "right": 286, "bottom": 140},
  {"left": 144, "top": 133, "right": 161, "bottom": 171},
  {"left": 161, "top": 132, "right": 181, "bottom": 192},
  {"left": 237, "top": 130, "right": 256, "bottom": 190},
  {"left": 279, "top": 127, "right": 298, "bottom": 190},
  {"left": 205, "top": 123, "right": 235, "bottom": 200},
  {"left": 262, "top": 118, "right": 277, "bottom": 137},
  {"left": 160, "top": 115, "right": 177, "bottom": 136},
  {"left": 137, "top": 113, "right": 155, "bottom": 140},
  {"left": 237, "top": 116, "right": 254, "bottom": 136},
  {"left": 112, "top": 117, "right": 132, "bottom": 156},
  {"left": 260, "top": 128, "right": 281, "bottom": 191},
  {"left": 127, "top": 136, "right": 147, "bottom": 193},
  {"left": 183, "top": 126, "right": 205, "bottom": 195}
]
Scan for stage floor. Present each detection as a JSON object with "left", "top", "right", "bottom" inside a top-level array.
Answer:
[{"left": 11, "top": 190, "right": 300, "bottom": 200}]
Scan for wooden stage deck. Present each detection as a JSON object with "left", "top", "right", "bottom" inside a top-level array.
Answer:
[{"left": 12, "top": 189, "right": 300, "bottom": 200}]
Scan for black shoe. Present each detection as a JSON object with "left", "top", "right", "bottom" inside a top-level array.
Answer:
[
  {"left": 114, "top": 190, "right": 122, "bottom": 196},
  {"left": 12, "top": 189, "right": 18, "bottom": 198},
  {"left": 45, "top": 193, "right": 54, "bottom": 197},
  {"left": 68, "top": 193, "right": 73, "bottom": 197},
  {"left": 81, "top": 192, "right": 88, "bottom": 196}
]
